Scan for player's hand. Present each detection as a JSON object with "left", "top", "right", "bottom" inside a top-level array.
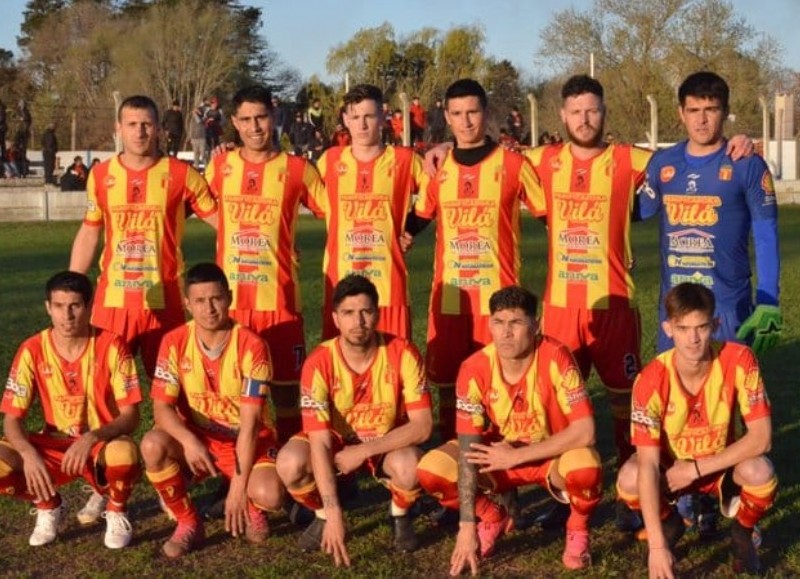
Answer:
[
  {"left": 423, "top": 142, "right": 452, "bottom": 177},
  {"left": 647, "top": 546, "right": 676, "bottom": 579},
  {"left": 736, "top": 305, "right": 782, "bottom": 354},
  {"left": 464, "top": 441, "right": 518, "bottom": 473},
  {"left": 20, "top": 449, "right": 55, "bottom": 502},
  {"left": 62, "top": 431, "right": 99, "bottom": 476},
  {"left": 224, "top": 476, "right": 249, "bottom": 538},
  {"left": 334, "top": 445, "right": 366, "bottom": 475},
  {"left": 449, "top": 523, "right": 479, "bottom": 576},
  {"left": 725, "top": 134, "right": 754, "bottom": 161},
  {"left": 210, "top": 141, "right": 235, "bottom": 159},
  {"left": 183, "top": 437, "right": 217, "bottom": 477},
  {"left": 399, "top": 232, "right": 414, "bottom": 254},
  {"left": 321, "top": 510, "right": 350, "bottom": 567},
  {"left": 664, "top": 460, "right": 697, "bottom": 493}
]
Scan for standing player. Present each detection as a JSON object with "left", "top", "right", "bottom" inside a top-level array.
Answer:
[
  {"left": 638, "top": 71, "right": 781, "bottom": 355},
  {"left": 315, "top": 83, "right": 424, "bottom": 341},
  {"left": 205, "top": 85, "right": 325, "bottom": 440},
  {"left": 417, "top": 286, "right": 602, "bottom": 573},
  {"left": 69, "top": 95, "right": 218, "bottom": 379},
  {"left": 276, "top": 275, "right": 432, "bottom": 566},
  {"left": 141, "top": 263, "right": 281, "bottom": 558},
  {"left": 524, "top": 75, "right": 650, "bottom": 469},
  {"left": 616, "top": 283, "right": 776, "bottom": 576},
  {"left": 0, "top": 271, "right": 141, "bottom": 549},
  {"left": 403, "top": 78, "right": 543, "bottom": 441}
]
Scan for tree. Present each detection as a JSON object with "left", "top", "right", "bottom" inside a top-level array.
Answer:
[{"left": 537, "top": 0, "right": 784, "bottom": 142}]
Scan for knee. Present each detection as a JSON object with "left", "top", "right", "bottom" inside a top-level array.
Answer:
[
  {"left": 248, "top": 467, "right": 284, "bottom": 511},
  {"left": 139, "top": 430, "right": 170, "bottom": 467},
  {"left": 735, "top": 456, "right": 774, "bottom": 487},
  {"left": 417, "top": 444, "right": 458, "bottom": 493},
  {"left": 275, "top": 445, "right": 309, "bottom": 488},
  {"left": 103, "top": 438, "right": 139, "bottom": 468},
  {"left": 616, "top": 455, "right": 639, "bottom": 497}
]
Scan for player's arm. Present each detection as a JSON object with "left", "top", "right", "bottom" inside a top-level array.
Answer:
[
  {"left": 308, "top": 428, "right": 350, "bottom": 567},
  {"left": 423, "top": 141, "right": 453, "bottom": 176},
  {"left": 61, "top": 404, "right": 140, "bottom": 476},
  {"left": 450, "top": 433, "right": 481, "bottom": 577},
  {"left": 153, "top": 399, "right": 217, "bottom": 477},
  {"left": 3, "top": 413, "right": 55, "bottom": 502},
  {"left": 638, "top": 445, "right": 676, "bottom": 579},
  {"left": 333, "top": 407, "right": 432, "bottom": 475},
  {"left": 69, "top": 223, "right": 102, "bottom": 273},
  {"left": 465, "top": 415, "right": 594, "bottom": 472},
  {"left": 725, "top": 134, "right": 754, "bottom": 161},
  {"left": 226, "top": 402, "right": 261, "bottom": 538}
]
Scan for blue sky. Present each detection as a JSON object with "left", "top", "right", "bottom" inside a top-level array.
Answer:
[{"left": 2, "top": 0, "right": 798, "bottom": 80}]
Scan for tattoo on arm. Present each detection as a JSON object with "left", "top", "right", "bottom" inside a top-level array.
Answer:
[
  {"left": 321, "top": 494, "right": 340, "bottom": 509},
  {"left": 234, "top": 450, "right": 241, "bottom": 476},
  {"left": 458, "top": 434, "right": 481, "bottom": 523}
]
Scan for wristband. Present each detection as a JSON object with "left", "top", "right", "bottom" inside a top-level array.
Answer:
[{"left": 693, "top": 459, "right": 702, "bottom": 479}]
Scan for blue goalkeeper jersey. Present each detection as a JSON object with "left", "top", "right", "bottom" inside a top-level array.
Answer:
[{"left": 636, "top": 140, "right": 779, "bottom": 319}]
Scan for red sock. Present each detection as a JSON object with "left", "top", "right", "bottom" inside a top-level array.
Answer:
[{"left": 146, "top": 463, "right": 196, "bottom": 523}]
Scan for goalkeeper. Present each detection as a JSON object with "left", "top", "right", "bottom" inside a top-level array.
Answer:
[{"left": 636, "top": 71, "right": 781, "bottom": 356}]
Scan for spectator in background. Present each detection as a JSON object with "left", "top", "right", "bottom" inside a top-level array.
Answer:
[
  {"left": 330, "top": 122, "right": 351, "bottom": 147},
  {"left": 0, "top": 99, "right": 6, "bottom": 178},
  {"left": 4, "top": 141, "right": 20, "bottom": 178},
  {"left": 204, "top": 96, "right": 224, "bottom": 153},
  {"left": 409, "top": 96, "right": 426, "bottom": 144},
  {"left": 271, "top": 96, "right": 286, "bottom": 147},
  {"left": 289, "top": 111, "right": 314, "bottom": 158},
  {"left": 307, "top": 98, "right": 324, "bottom": 132},
  {"left": 538, "top": 130, "right": 551, "bottom": 146},
  {"left": 427, "top": 98, "right": 446, "bottom": 143},
  {"left": 309, "top": 128, "right": 327, "bottom": 163},
  {"left": 41, "top": 123, "right": 58, "bottom": 185},
  {"left": 390, "top": 109, "right": 404, "bottom": 145},
  {"left": 60, "top": 155, "right": 89, "bottom": 191},
  {"left": 189, "top": 104, "right": 207, "bottom": 168},
  {"left": 162, "top": 100, "right": 184, "bottom": 157},
  {"left": 382, "top": 102, "right": 394, "bottom": 145},
  {"left": 506, "top": 106, "right": 523, "bottom": 142},
  {"left": 552, "top": 130, "right": 563, "bottom": 144}
]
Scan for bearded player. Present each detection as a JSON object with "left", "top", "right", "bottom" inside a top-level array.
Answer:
[
  {"left": 276, "top": 275, "right": 432, "bottom": 566},
  {"left": 315, "top": 83, "right": 424, "bottom": 341},
  {"left": 141, "top": 263, "right": 281, "bottom": 558},
  {"left": 205, "top": 85, "right": 326, "bottom": 441},
  {"left": 0, "top": 271, "right": 141, "bottom": 549}
]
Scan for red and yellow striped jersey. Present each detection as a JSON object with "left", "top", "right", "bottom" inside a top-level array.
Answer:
[
  {"left": 456, "top": 336, "right": 593, "bottom": 443},
  {"left": 205, "top": 149, "right": 325, "bottom": 313},
  {"left": 300, "top": 334, "right": 430, "bottom": 441},
  {"left": 415, "top": 147, "right": 543, "bottom": 315},
  {"left": 84, "top": 155, "right": 217, "bottom": 310},
  {"left": 316, "top": 146, "right": 422, "bottom": 308},
  {"left": 525, "top": 143, "right": 650, "bottom": 309},
  {"left": 151, "top": 321, "right": 274, "bottom": 440},
  {"left": 2, "top": 328, "right": 141, "bottom": 436},
  {"left": 631, "top": 342, "right": 770, "bottom": 461}
]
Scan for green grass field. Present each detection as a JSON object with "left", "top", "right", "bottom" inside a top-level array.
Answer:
[{"left": 0, "top": 210, "right": 798, "bottom": 577}]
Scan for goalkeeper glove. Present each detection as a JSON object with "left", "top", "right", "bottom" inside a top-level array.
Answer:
[{"left": 736, "top": 305, "right": 782, "bottom": 355}]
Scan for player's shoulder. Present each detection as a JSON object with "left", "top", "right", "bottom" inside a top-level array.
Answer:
[
  {"left": 716, "top": 340, "right": 758, "bottom": 366},
  {"left": 638, "top": 351, "right": 672, "bottom": 382},
  {"left": 305, "top": 338, "right": 337, "bottom": 367},
  {"left": 380, "top": 332, "right": 422, "bottom": 357},
  {"left": 16, "top": 330, "right": 48, "bottom": 356},
  {"left": 649, "top": 141, "right": 686, "bottom": 164}
]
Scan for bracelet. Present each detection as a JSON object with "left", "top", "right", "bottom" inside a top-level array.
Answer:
[{"left": 693, "top": 459, "right": 702, "bottom": 479}]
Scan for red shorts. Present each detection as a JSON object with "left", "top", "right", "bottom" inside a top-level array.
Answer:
[
  {"left": 541, "top": 302, "right": 641, "bottom": 392},
  {"left": 91, "top": 305, "right": 185, "bottom": 378},
  {"left": 322, "top": 304, "right": 411, "bottom": 341},
  {"left": 2, "top": 434, "right": 107, "bottom": 491},
  {"left": 190, "top": 429, "right": 278, "bottom": 482},
  {"left": 231, "top": 309, "right": 306, "bottom": 383},
  {"left": 425, "top": 313, "right": 492, "bottom": 384}
]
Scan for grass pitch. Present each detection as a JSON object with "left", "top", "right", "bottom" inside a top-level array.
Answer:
[{"left": 0, "top": 210, "right": 799, "bottom": 577}]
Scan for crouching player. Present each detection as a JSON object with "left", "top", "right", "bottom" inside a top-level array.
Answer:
[
  {"left": 276, "top": 274, "right": 432, "bottom": 567},
  {"left": 0, "top": 271, "right": 141, "bottom": 548},
  {"left": 616, "top": 283, "right": 776, "bottom": 577},
  {"left": 140, "top": 263, "right": 282, "bottom": 558},
  {"left": 417, "top": 286, "right": 602, "bottom": 574}
]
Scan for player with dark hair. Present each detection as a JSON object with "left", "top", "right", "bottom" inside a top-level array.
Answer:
[
  {"left": 315, "top": 83, "right": 424, "bottom": 341},
  {"left": 276, "top": 274, "right": 432, "bottom": 566},
  {"left": 141, "top": 262, "right": 280, "bottom": 558},
  {"left": 0, "top": 271, "right": 141, "bottom": 549},
  {"left": 417, "top": 285, "right": 601, "bottom": 573},
  {"left": 403, "top": 78, "right": 543, "bottom": 442},
  {"left": 616, "top": 283, "right": 776, "bottom": 576},
  {"left": 205, "top": 85, "right": 326, "bottom": 441}
]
